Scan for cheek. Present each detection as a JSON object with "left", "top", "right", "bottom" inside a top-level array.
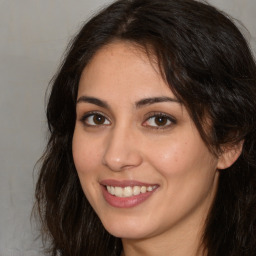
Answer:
[
  {"left": 72, "top": 130, "right": 101, "bottom": 175},
  {"left": 147, "top": 139, "right": 188, "bottom": 175},
  {"left": 147, "top": 135, "right": 217, "bottom": 181},
  {"left": 159, "top": 145, "right": 183, "bottom": 164},
  {"left": 72, "top": 131, "right": 102, "bottom": 204}
]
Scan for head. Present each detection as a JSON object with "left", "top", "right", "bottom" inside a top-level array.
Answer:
[{"left": 36, "top": 0, "right": 256, "bottom": 255}]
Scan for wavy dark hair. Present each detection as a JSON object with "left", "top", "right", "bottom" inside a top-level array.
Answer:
[{"left": 34, "top": 0, "right": 256, "bottom": 255}]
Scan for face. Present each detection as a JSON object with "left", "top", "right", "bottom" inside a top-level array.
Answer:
[{"left": 72, "top": 41, "right": 220, "bottom": 241}]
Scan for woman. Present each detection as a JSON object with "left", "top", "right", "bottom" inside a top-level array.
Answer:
[{"left": 35, "top": 0, "right": 256, "bottom": 255}]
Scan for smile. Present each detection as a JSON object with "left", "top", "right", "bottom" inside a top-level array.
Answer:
[
  {"left": 100, "top": 180, "right": 159, "bottom": 208},
  {"left": 106, "top": 185, "right": 157, "bottom": 197}
]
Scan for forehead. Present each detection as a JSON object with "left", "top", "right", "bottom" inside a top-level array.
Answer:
[{"left": 78, "top": 41, "right": 175, "bottom": 100}]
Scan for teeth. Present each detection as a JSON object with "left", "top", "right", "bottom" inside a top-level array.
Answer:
[
  {"left": 106, "top": 185, "right": 157, "bottom": 197},
  {"left": 141, "top": 186, "right": 147, "bottom": 193},
  {"left": 147, "top": 186, "right": 153, "bottom": 192},
  {"left": 133, "top": 186, "right": 141, "bottom": 196},
  {"left": 123, "top": 186, "right": 133, "bottom": 197},
  {"left": 110, "top": 186, "right": 115, "bottom": 195},
  {"left": 107, "top": 186, "right": 111, "bottom": 193},
  {"left": 115, "top": 187, "right": 123, "bottom": 197}
]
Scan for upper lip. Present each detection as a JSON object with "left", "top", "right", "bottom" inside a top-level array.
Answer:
[{"left": 100, "top": 179, "right": 158, "bottom": 188}]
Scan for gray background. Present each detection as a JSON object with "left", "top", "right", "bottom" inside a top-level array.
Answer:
[{"left": 0, "top": 1, "right": 255, "bottom": 255}]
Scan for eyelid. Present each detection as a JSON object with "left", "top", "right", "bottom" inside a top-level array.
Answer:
[
  {"left": 79, "top": 111, "right": 111, "bottom": 126},
  {"left": 142, "top": 111, "right": 177, "bottom": 129}
]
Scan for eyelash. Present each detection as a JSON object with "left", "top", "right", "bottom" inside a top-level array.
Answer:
[
  {"left": 79, "top": 111, "right": 176, "bottom": 129},
  {"left": 143, "top": 112, "right": 176, "bottom": 130},
  {"left": 80, "top": 111, "right": 111, "bottom": 127}
]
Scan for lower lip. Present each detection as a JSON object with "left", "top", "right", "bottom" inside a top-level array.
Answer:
[{"left": 101, "top": 186, "right": 157, "bottom": 208}]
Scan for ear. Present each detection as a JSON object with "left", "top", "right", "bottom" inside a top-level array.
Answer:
[{"left": 217, "top": 141, "right": 244, "bottom": 170}]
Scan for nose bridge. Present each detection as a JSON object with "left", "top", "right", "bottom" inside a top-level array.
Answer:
[{"left": 102, "top": 123, "right": 142, "bottom": 171}]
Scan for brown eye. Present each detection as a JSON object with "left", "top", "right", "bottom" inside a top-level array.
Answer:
[
  {"left": 143, "top": 113, "right": 175, "bottom": 129},
  {"left": 82, "top": 113, "right": 111, "bottom": 126},
  {"left": 154, "top": 116, "right": 169, "bottom": 126},
  {"left": 93, "top": 114, "right": 106, "bottom": 125}
]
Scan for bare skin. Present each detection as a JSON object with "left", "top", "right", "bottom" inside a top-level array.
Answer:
[{"left": 72, "top": 41, "right": 241, "bottom": 256}]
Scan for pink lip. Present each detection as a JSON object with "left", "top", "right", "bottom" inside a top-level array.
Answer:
[
  {"left": 100, "top": 179, "right": 156, "bottom": 188},
  {"left": 100, "top": 179, "right": 158, "bottom": 208}
]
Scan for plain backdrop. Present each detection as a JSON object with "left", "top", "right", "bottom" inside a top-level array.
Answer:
[{"left": 0, "top": 1, "right": 255, "bottom": 255}]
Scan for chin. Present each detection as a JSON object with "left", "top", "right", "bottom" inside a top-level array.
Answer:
[{"left": 101, "top": 216, "right": 153, "bottom": 239}]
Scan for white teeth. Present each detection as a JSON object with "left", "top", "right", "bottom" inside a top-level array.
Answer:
[
  {"left": 123, "top": 186, "right": 133, "bottom": 197},
  {"left": 110, "top": 186, "right": 115, "bottom": 195},
  {"left": 147, "top": 186, "right": 153, "bottom": 192},
  {"left": 141, "top": 186, "right": 147, "bottom": 193},
  {"left": 133, "top": 186, "right": 141, "bottom": 196},
  {"left": 115, "top": 187, "right": 123, "bottom": 197},
  {"left": 106, "top": 185, "right": 157, "bottom": 197}
]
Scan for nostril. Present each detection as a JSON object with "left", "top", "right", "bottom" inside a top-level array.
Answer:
[
  {"left": 102, "top": 130, "right": 143, "bottom": 171},
  {"left": 102, "top": 153, "right": 143, "bottom": 172}
]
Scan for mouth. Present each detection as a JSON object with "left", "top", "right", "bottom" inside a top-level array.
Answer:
[
  {"left": 105, "top": 185, "right": 157, "bottom": 198},
  {"left": 100, "top": 180, "right": 159, "bottom": 208}
]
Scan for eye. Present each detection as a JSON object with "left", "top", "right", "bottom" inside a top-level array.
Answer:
[
  {"left": 143, "top": 113, "right": 176, "bottom": 129},
  {"left": 80, "top": 112, "right": 111, "bottom": 126}
]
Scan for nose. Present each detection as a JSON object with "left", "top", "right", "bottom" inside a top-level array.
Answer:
[{"left": 102, "top": 126, "right": 143, "bottom": 172}]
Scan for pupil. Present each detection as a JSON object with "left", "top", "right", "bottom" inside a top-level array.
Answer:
[
  {"left": 93, "top": 115, "right": 104, "bottom": 124},
  {"left": 156, "top": 116, "right": 167, "bottom": 126}
]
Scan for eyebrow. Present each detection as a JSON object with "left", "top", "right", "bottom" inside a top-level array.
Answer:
[
  {"left": 135, "top": 96, "right": 181, "bottom": 108},
  {"left": 76, "top": 96, "right": 110, "bottom": 109},
  {"left": 76, "top": 96, "right": 181, "bottom": 109}
]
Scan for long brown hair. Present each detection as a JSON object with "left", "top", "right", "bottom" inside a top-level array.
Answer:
[{"left": 34, "top": 0, "right": 256, "bottom": 255}]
